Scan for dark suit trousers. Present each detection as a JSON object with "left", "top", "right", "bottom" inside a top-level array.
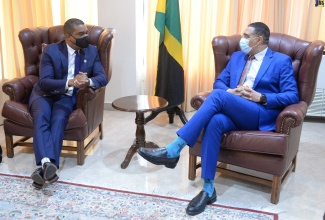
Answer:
[
  {"left": 177, "top": 89, "right": 264, "bottom": 180},
  {"left": 30, "top": 95, "right": 74, "bottom": 167}
]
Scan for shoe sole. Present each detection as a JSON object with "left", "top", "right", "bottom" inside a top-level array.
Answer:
[
  {"left": 43, "top": 163, "right": 57, "bottom": 181},
  {"left": 32, "top": 181, "right": 43, "bottom": 189},
  {"left": 138, "top": 150, "right": 178, "bottom": 169},
  {"left": 31, "top": 172, "right": 44, "bottom": 189},
  {"left": 31, "top": 172, "right": 44, "bottom": 185},
  {"left": 47, "top": 174, "right": 59, "bottom": 184},
  {"left": 31, "top": 174, "right": 59, "bottom": 189},
  {"left": 186, "top": 196, "right": 217, "bottom": 216}
]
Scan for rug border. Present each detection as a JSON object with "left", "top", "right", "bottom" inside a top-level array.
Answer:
[{"left": 0, "top": 173, "right": 278, "bottom": 219}]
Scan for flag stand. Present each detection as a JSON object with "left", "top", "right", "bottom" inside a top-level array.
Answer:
[{"left": 145, "top": 105, "right": 188, "bottom": 125}]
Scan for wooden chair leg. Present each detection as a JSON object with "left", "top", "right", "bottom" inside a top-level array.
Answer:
[
  {"left": 271, "top": 175, "right": 281, "bottom": 204},
  {"left": 5, "top": 135, "right": 14, "bottom": 158},
  {"left": 99, "top": 123, "right": 103, "bottom": 139},
  {"left": 188, "top": 155, "right": 197, "bottom": 180},
  {"left": 0, "top": 145, "right": 2, "bottom": 163},
  {"left": 77, "top": 141, "right": 85, "bottom": 165},
  {"left": 292, "top": 155, "right": 297, "bottom": 172}
]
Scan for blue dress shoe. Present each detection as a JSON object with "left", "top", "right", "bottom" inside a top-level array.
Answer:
[
  {"left": 138, "top": 147, "right": 179, "bottom": 169},
  {"left": 186, "top": 189, "right": 217, "bottom": 216},
  {"left": 43, "top": 162, "right": 58, "bottom": 181}
]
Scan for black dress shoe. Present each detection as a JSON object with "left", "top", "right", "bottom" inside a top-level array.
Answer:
[
  {"left": 31, "top": 167, "right": 45, "bottom": 189},
  {"left": 186, "top": 189, "right": 217, "bottom": 216},
  {"left": 43, "top": 162, "right": 57, "bottom": 181},
  {"left": 31, "top": 164, "right": 59, "bottom": 189},
  {"left": 138, "top": 147, "right": 179, "bottom": 169}
]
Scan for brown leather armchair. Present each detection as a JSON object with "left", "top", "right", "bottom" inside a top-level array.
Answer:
[
  {"left": 188, "top": 33, "right": 324, "bottom": 204},
  {"left": 1, "top": 25, "right": 115, "bottom": 165}
]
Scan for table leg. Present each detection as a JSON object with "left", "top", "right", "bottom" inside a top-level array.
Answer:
[
  {"left": 121, "top": 112, "right": 160, "bottom": 169},
  {"left": 120, "top": 112, "right": 150, "bottom": 168}
]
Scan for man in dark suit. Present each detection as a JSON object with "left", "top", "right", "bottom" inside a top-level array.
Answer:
[
  {"left": 30, "top": 18, "right": 108, "bottom": 189},
  {"left": 139, "top": 22, "right": 299, "bottom": 216}
]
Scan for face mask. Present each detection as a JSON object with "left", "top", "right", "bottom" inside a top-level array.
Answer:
[
  {"left": 239, "top": 37, "right": 258, "bottom": 54},
  {"left": 71, "top": 35, "right": 90, "bottom": 48}
]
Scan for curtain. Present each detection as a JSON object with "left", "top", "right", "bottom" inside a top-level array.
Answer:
[
  {"left": 146, "top": 0, "right": 325, "bottom": 112},
  {"left": 58, "top": 0, "right": 98, "bottom": 25},
  {"left": 0, "top": 0, "right": 53, "bottom": 81}
]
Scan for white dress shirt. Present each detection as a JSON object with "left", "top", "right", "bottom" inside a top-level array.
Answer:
[
  {"left": 65, "top": 45, "right": 76, "bottom": 96},
  {"left": 65, "top": 44, "right": 94, "bottom": 96},
  {"left": 243, "top": 47, "right": 268, "bottom": 88}
]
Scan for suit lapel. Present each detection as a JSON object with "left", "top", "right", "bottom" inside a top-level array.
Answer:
[{"left": 252, "top": 48, "right": 273, "bottom": 89}]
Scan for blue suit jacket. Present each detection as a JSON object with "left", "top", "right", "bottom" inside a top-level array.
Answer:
[
  {"left": 213, "top": 48, "right": 299, "bottom": 131},
  {"left": 29, "top": 41, "right": 108, "bottom": 106}
]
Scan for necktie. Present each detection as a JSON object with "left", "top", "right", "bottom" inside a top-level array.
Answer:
[
  {"left": 238, "top": 55, "right": 255, "bottom": 86},
  {"left": 72, "top": 51, "right": 81, "bottom": 105}
]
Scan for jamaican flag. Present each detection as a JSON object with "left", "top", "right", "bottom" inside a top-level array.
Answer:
[{"left": 154, "top": 0, "right": 184, "bottom": 107}]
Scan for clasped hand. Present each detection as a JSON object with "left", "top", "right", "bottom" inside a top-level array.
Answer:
[
  {"left": 228, "top": 85, "right": 260, "bottom": 102},
  {"left": 73, "top": 72, "right": 89, "bottom": 89}
]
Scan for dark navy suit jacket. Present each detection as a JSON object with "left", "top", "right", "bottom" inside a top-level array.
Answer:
[
  {"left": 29, "top": 40, "right": 108, "bottom": 107},
  {"left": 214, "top": 48, "right": 299, "bottom": 131}
]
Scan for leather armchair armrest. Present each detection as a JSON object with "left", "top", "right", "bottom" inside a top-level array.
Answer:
[
  {"left": 2, "top": 75, "right": 38, "bottom": 103},
  {"left": 75, "top": 87, "right": 106, "bottom": 133},
  {"left": 75, "top": 87, "right": 105, "bottom": 110},
  {"left": 191, "top": 91, "right": 211, "bottom": 110},
  {"left": 275, "top": 101, "right": 308, "bottom": 134}
]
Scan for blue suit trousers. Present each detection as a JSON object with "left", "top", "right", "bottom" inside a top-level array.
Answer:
[
  {"left": 30, "top": 95, "right": 74, "bottom": 167},
  {"left": 177, "top": 89, "right": 263, "bottom": 180}
]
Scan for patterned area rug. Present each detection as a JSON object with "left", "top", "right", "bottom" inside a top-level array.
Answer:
[{"left": 0, "top": 173, "right": 278, "bottom": 220}]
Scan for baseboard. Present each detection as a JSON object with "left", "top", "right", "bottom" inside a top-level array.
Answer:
[
  {"left": 104, "top": 102, "right": 116, "bottom": 111},
  {"left": 304, "top": 115, "right": 325, "bottom": 122}
]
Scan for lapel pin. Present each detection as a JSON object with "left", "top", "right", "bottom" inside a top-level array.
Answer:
[{"left": 84, "top": 60, "right": 87, "bottom": 63}]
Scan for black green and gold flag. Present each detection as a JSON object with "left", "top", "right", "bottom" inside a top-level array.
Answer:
[{"left": 154, "top": 0, "right": 184, "bottom": 107}]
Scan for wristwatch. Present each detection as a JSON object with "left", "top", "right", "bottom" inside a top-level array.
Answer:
[{"left": 260, "top": 94, "right": 267, "bottom": 105}]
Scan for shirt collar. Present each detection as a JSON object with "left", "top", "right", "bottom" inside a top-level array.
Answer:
[
  {"left": 253, "top": 47, "right": 268, "bottom": 61},
  {"left": 66, "top": 43, "right": 77, "bottom": 56}
]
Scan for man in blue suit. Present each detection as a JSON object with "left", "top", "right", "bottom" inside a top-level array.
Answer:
[
  {"left": 138, "top": 22, "right": 299, "bottom": 216},
  {"left": 30, "top": 18, "right": 108, "bottom": 189}
]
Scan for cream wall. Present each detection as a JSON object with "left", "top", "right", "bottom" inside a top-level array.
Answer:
[{"left": 98, "top": 0, "right": 145, "bottom": 107}]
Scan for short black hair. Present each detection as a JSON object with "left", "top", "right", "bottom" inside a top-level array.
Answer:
[
  {"left": 63, "top": 18, "right": 84, "bottom": 35},
  {"left": 248, "top": 22, "right": 270, "bottom": 44}
]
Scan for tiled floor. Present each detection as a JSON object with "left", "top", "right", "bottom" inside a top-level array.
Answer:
[{"left": 0, "top": 110, "right": 324, "bottom": 219}]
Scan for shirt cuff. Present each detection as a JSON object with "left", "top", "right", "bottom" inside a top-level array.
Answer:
[
  {"left": 89, "top": 78, "right": 94, "bottom": 87},
  {"left": 65, "top": 79, "right": 69, "bottom": 90}
]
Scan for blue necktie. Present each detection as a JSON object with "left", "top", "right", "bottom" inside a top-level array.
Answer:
[{"left": 72, "top": 51, "right": 81, "bottom": 105}]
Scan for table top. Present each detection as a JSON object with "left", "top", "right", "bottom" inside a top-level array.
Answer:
[{"left": 112, "top": 95, "right": 168, "bottom": 113}]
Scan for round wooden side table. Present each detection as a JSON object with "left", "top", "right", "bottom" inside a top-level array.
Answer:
[{"left": 112, "top": 95, "right": 168, "bottom": 169}]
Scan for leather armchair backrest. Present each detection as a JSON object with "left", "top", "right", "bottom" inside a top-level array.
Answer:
[
  {"left": 212, "top": 33, "right": 324, "bottom": 106},
  {"left": 18, "top": 24, "right": 114, "bottom": 81}
]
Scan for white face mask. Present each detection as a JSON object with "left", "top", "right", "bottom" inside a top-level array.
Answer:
[{"left": 239, "top": 37, "right": 258, "bottom": 54}]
